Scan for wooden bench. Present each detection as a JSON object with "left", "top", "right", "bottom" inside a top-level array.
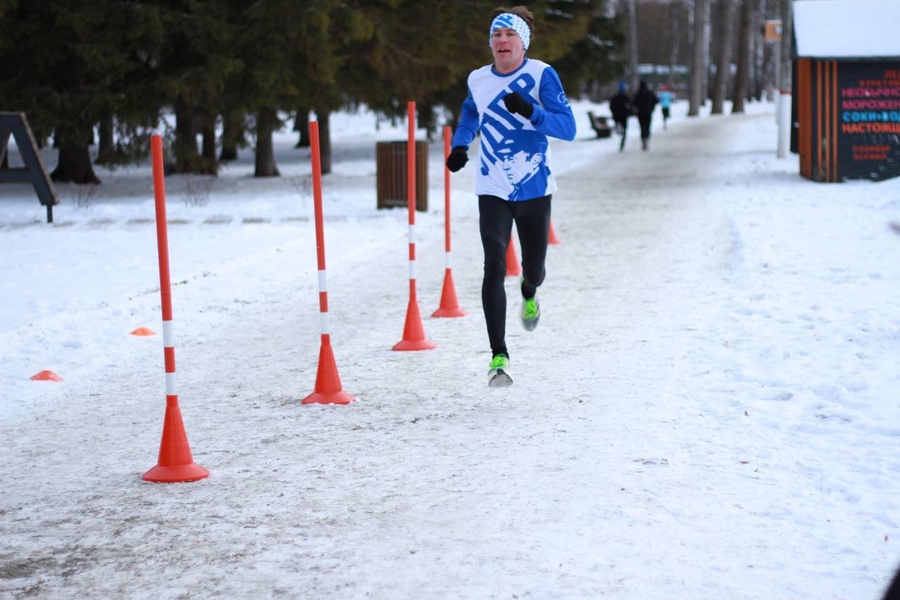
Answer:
[{"left": 587, "top": 111, "right": 612, "bottom": 139}]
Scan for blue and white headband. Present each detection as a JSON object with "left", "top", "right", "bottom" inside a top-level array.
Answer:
[{"left": 490, "top": 13, "right": 531, "bottom": 51}]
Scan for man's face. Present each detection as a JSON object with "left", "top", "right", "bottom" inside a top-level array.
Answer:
[
  {"left": 501, "top": 149, "right": 540, "bottom": 185},
  {"left": 491, "top": 27, "right": 526, "bottom": 74}
]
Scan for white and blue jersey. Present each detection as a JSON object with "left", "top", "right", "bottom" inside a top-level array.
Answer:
[{"left": 452, "top": 58, "right": 576, "bottom": 201}]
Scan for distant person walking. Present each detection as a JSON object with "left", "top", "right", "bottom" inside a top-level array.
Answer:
[
  {"left": 609, "top": 82, "right": 633, "bottom": 152},
  {"left": 446, "top": 5, "right": 576, "bottom": 387},
  {"left": 633, "top": 81, "right": 659, "bottom": 151},
  {"left": 658, "top": 85, "right": 674, "bottom": 130}
]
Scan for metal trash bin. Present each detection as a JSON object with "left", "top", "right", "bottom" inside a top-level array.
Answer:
[{"left": 376, "top": 141, "right": 428, "bottom": 211}]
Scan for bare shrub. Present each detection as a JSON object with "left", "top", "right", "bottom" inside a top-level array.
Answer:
[
  {"left": 289, "top": 174, "right": 313, "bottom": 198},
  {"left": 71, "top": 183, "right": 100, "bottom": 208},
  {"left": 183, "top": 174, "right": 214, "bottom": 207}
]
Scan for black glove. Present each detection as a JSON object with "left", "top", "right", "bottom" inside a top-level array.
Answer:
[
  {"left": 446, "top": 146, "right": 468, "bottom": 172},
  {"left": 503, "top": 92, "right": 534, "bottom": 119}
]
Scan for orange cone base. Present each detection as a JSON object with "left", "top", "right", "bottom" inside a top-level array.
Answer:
[
  {"left": 302, "top": 341, "right": 355, "bottom": 404},
  {"left": 30, "top": 370, "right": 63, "bottom": 381},
  {"left": 131, "top": 327, "right": 156, "bottom": 336},
  {"left": 393, "top": 337, "right": 437, "bottom": 351},
  {"left": 432, "top": 270, "right": 467, "bottom": 318},
  {"left": 432, "top": 305, "right": 467, "bottom": 318},
  {"left": 143, "top": 462, "right": 209, "bottom": 483},
  {"left": 144, "top": 402, "right": 208, "bottom": 483},
  {"left": 394, "top": 299, "right": 436, "bottom": 351},
  {"left": 302, "top": 390, "right": 356, "bottom": 405},
  {"left": 506, "top": 242, "right": 521, "bottom": 277}
]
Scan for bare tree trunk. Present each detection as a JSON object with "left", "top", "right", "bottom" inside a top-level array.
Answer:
[
  {"left": 751, "top": 0, "right": 766, "bottom": 100},
  {"left": 688, "top": 0, "right": 709, "bottom": 116},
  {"left": 668, "top": 1, "right": 682, "bottom": 90},
  {"left": 760, "top": 0, "right": 779, "bottom": 100},
  {"left": 732, "top": 0, "right": 754, "bottom": 113},
  {"left": 201, "top": 112, "right": 218, "bottom": 175},
  {"left": 779, "top": 0, "right": 793, "bottom": 95},
  {"left": 254, "top": 106, "right": 280, "bottom": 177},
  {"left": 711, "top": 0, "right": 736, "bottom": 114},
  {"left": 96, "top": 113, "right": 115, "bottom": 165},
  {"left": 777, "top": 0, "right": 794, "bottom": 157},
  {"left": 626, "top": 0, "right": 640, "bottom": 89},
  {"left": 293, "top": 106, "right": 311, "bottom": 148},
  {"left": 220, "top": 109, "right": 243, "bottom": 161},
  {"left": 316, "top": 108, "right": 333, "bottom": 175},
  {"left": 52, "top": 142, "right": 100, "bottom": 184},
  {"left": 173, "top": 101, "right": 203, "bottom": 174},
  {"left": 51, "top": 123, "right": 100, "bottom": 183},
  {"left": 703, "top": 0, "right": 711, "bottom": 101}
]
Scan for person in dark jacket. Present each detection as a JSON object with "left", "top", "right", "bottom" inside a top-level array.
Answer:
[
  {"left": 633, "top": 80, "right": 659, "bottom": 151},
  {"left": 609, "top": 82, "right": 633, "bottom": 152}
]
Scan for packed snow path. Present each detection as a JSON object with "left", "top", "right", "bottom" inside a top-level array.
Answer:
[{"left": 1, "top": 106, "right": 898, "bottom": 599}]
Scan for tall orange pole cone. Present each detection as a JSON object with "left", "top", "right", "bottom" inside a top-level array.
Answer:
[
  {"left": 548, "top": 220, "right": 561, "bottom": 245},
  {"left": 144, "top": 134, "right": 209, "bottom": 484},
  {"left": 394, "top": 101, "right": 436, "bottom": 350},
  {"left": 433, "top": 125, "right": 467, "bottom": 318},
  {"left": 506, "top": 234, "right": 521, "bottom": 277},
  {"left": 302, "top": 120, "right": 355, "bottom": 405}
]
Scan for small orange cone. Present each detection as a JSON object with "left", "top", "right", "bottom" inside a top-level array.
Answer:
[
  {"left": 130, "top": 327, "right": 156, "bottom": 336},
  {"left": 30, "top": 370, "right": 63, "bottom": 381},
  {"left": 143, "top": 399, "right": 210, "bottom": 483},
  {"left": 302, "top": 338, "right": 355, "bottom": 405},
  {"left": 432, "top": 269, "right": 467, "bottom": 318},
  {"left": 506, "top": 235, "right": 521, "bottom": 277},
  {"left": 394, "top": 298, "right": 437, "bottom": 351},
  {"left": 548, "top": 220, "right": 561, "bottom": 245}
]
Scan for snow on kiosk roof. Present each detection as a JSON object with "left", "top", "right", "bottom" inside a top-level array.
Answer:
[{"left": 793, "top": 0, "right": 900, "bottom": 59}]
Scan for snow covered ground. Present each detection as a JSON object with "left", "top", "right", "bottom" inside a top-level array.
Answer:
[{"left": 1, "top": 99, "right": 899, "bottom": 599}]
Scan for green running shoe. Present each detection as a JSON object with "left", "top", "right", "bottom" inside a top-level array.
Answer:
[
  {"left": 487, "top": 354, "right": 513, "bottom": 387},
  {"left": 521, "top": 294, "right": 540, "bottom": 331}
]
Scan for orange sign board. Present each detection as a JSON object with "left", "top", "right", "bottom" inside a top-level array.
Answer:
[{"left": 765, "top": 19, "right": 782, "bottom": 41}]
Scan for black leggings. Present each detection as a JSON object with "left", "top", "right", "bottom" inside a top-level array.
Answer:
[
  {"left": 479, "top": 194, "right": 551, "bottom": 359},
  {"left": 638, "top": 115, "right": 652, "bottom": 140}
]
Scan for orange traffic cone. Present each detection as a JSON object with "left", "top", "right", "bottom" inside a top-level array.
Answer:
[
  {"left": 506, "top": 235, "right": 521, "bottom": 277},
  {"left": 432, "top": 269, "right": 467, "bottom": 318},
  {"left": 302, "top": 338, "right": 355, "bottom": 405},
  {"left": 394, "top": 297, "right": 437, "bottom": 351},
  {"left": 30, "top": 370, "right": 63, "bottom": 381},
  {"left": 143, "top": 399, "right": 210, "bottom": 483},
  {"left": 548, "top": 220, "right": 561, "bottom": 245}
]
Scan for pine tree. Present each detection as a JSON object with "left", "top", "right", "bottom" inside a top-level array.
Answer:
[{"left": 0, "top": 1, "right": 165, "bottom": 183}]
